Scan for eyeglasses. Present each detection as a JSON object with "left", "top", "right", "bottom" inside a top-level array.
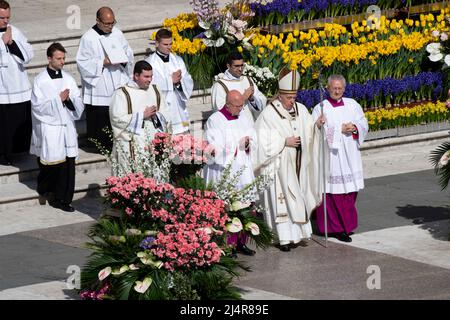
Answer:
[{"left": 98, "top": 19, "right": 116, "bottom": 27}]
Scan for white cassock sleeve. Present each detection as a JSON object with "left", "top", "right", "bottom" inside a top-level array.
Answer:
[
  {"left": 312, "top": 105, "right": 342, "bottom": 150},
  {"left": 210, "top": 81, "right": 226, "bottom": 112},
  {"left": 76, "top": 36, "right": 104, "bottom": 87},
  {"left": 31, "top": 80, "right": 67, "bottom": 126},
  {"left": 248, "top": 81, "right": 267, "bottom": 112},
  {"left": 255, "top": 111, "right": 286, "bottom": 169},
  {"left": 67, "top": 77, "right": 85, "bottom": 121},
  {"left": 110, "top": 90, "right": 144, "bottom": 136},
  {"left": 205, "top": 117, "right": 236, "bottom": 168},
  {"left": 11, "top": 27, "right": 33, "bottom": 65},
  {"left": 352, "top": 101, "right": 369, "bottom": 146},
  {"left": 176, "top": 56, "right": 193, "bottom": 102},
  {"left": 120, "top": 32, "right": 134, "bottom": 77}
]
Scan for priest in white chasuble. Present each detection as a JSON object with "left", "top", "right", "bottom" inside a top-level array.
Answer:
[
  {"left": 312, "top": 74, "right": 368, "bottom": 243},
  {"left": 76, "top": 7, "right": 134, "bottom": 152},
  {"left": 30, "top": 43, "right": 84, "bottom": 213},
  {"left": 110, "top": 60, "right": 170, "bottom": 175},
  {"left": 211, "top": 52, "right": 266, "bottom": 123},
  {"left": 145, "top": 28, "right": 193, "bottom": 135},
  {"left": 204, "top": 90, "right": 258, "bottom": 256},
  {"left": 0, "top": 0, "right": 34, "bottom": 165},
  {"left": 255, "top": 68, "right": 326, "bottom": 252}
]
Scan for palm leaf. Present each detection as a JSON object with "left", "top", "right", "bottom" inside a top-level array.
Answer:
[{"left": 429, "top": 141, "right": 450, "bottom": 190}]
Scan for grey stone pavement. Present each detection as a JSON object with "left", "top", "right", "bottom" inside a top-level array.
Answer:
[
  {"left": 1, "top": 136, "right": 450, "bottom": 300},
  {"left": 0, "top": 0, "right": 450, "bottom": 301}
]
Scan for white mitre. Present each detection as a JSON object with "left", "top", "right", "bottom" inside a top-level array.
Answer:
[{"left": 278, "top": 67, "right": 300, "bottom": 94}]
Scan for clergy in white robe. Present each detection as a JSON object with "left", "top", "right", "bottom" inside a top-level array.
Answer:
[
  {"left": 110, "top": 60, "right": 170, "bottom": 176},
  {"left": 30, "top": 43, "right": 84, "bottom": 213},
  {"left": 312, "top": 74, "right": 368, "bottom": 242},
  {"left": 204, "top": 90, "right": 258, "bottom": 256},
  {"left": 76, "top": 7, "right": 133, "bottom": 152},
  {"left": 255, "top": 68, "right": 325, "bottom": 252},
  {"left": 211, "top": 52, "right": 266, "bottom": 123},
  {"left": 145, "top": 28, "right": 194, "bottom": 135},
  {"left": 0, "top": 2, "right": 34, "bottom": 165}
]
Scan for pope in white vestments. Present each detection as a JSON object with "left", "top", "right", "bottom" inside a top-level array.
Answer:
[
  {"left": 30, "top": 43, "right": 84, "bottom": 212},
  {"left": 110, "top": 60, "right": 170, "bottom": 175},
  {"left": 211, "top": 52, "right": 266, "bottom": 123},
  {"left": 0, "top": 2, "right": 34, "bottom": 165},
  {"left": 204, "top": 90, "right": 258, "bottom": 256},
  {"left": 76, "top": 7, "right": 134, "bottom": 151},
  {"left": 145, "top": 29, "right": 193, "bottom": 135},
  {"left": 255, "top": 68, "right": 326, "bottom": 252},
  {"left": 312, "top": 74, "right": 368, "bottom": 243}
]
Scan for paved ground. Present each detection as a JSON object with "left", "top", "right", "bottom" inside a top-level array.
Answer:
[
  {"left": 1, "top": 138, "right": 449, "bottom": 300},
  {"left": 1, "top": 0, "right": 449, "bottom": 302}
]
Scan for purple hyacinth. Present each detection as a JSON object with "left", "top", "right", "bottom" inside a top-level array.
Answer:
[{"left": 140, "top": 236, "right": 156, "bottom": 250}]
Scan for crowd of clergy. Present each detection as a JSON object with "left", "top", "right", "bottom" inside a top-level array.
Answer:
[{"left": 0, "top": 2, "right": 368, "bottom": 252}]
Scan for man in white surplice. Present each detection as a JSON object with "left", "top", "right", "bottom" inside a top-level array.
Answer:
[
  {"left": 255, "top": 68, "right": 326, "bottom": 252},
  {"left": 312, "top": 74, "right": 368, "bottom": 243},
  {"left": 30, "top": 43, "right": 84, "bottom": 213},
  {"left": 0, "top": 0, "right": 34, "bottom": 165},
  {"left": 204, "top": 90, "right": 258, "bottom": 256},
  {"left": 211, "top": 52, "right": 266, "bottom": 123},
  {"left": 145, "top": 28, "right": 193, "bottom": 135},
  {"left": 110, "top": 60, "right": 170, "bottom": 175},
  {"left": 76, "top": 7, "right": 133, "bottom": 152}
]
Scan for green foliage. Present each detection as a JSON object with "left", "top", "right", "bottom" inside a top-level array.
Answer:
[{"left": 430, "top": 141, "right": 450, "bottom": 191}]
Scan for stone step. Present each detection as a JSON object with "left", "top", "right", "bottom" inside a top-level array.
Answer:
[
  {"left": 26, "top": 25, "right": 159, "bottom": 85},
  {"left": 0, "top": 149, "right": 107, "bottom": 185},
  {"left": 0, "top": 164, "right": 109, "bottom": 211}
]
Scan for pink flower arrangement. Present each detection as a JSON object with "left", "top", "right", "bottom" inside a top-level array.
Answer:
[
  {"left": 152, "top": 132, "right": 215, "bottom": 166},
  {"left": 105, "top": 173, "right": 229, "bottom": 271}
]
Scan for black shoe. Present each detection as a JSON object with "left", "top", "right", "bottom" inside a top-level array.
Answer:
[
  {"left": 236, "top": 244, "right": 256, "bottom": 256},
  {"left": 38, "top": 193, "right": 47, "bottom": 205},
  {"left": 0, "top": 155, "right": 12, "bottom": 165},
  {"left": 279, "top": 244, "right": 291, "bottom": 252},
  {"left": 230, "top": 249, "right": 238, "bottom": 259},
  {"left": 51, "top": 201, "right": 75, "bottom": 213},
  {"left": 335, "top": 232, "right": 352, "bottom": 243}
]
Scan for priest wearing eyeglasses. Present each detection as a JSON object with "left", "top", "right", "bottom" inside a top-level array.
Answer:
[{"left": 76, "top": 7, "right": 134, "bottom": 152}]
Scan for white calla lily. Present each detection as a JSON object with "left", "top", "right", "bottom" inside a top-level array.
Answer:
[
  {"left": 226, "top": 217, "right": 243, "bottom": 233},
  {"left": 98, "top": 266, "right": 111, "bottom": 281},
  {"left": 245, "top": 222, "right": 260, "bottom": 236},
  {"left": 426, "top": 42, "right": 441, "bottom": 54},
  {"left": 444, "top": 54, "right": 450, "bottom": 67},
  {"left": 134, "top": 277, "right": 153, "bottom": 294}
]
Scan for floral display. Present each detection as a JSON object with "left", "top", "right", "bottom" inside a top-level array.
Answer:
[
  {"left": 297, "top": 71, "right": 444, "bottom": 109},
  {"left": 365, "top": 101, "right": 449, "bottom": 131},
  {"left": 242, "top": 64, "right": 278, "bottom": 97},
  {"left": 427, "top": 29, "right": 450, "bottom": 67},
  {"left": 151, "top": 132, "right": 215, "bottom": 182},
  {"left": 250, "top": 0, "right": 443, "bottom": 26}
]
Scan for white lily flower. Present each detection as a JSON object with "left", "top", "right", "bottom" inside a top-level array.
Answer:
[
  {"left": 226, "top": 217, "right": 243, "bottom": 233},
  {"left": 245, "top": 222, "right": 260, "bottom": 236},
  {"left": 112, "top": 265, "right": 129, "bottom": 275},
  {"left": 439, "top": 151, "right": 450, "bottom": 168},
  {"left": 230, "top": 201, "right": 251, "bottom": 212},
  {"left": 98, "top": 266, "right": 111, "bottom": 281},
  {"left": 134, "top": 277, "right": 153, "bottom": 294},
  {"left": 128, "top": 264, "right": 140, "bottom": 270},
  {"left": 444, "top": 55, "right": 450, "bottom": 67},
  {"left": 125, "top": 228, "right": 141, "bottom": 236},
  {"left": 426, "top": 42, "right": 441, "bottom": 54}
]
